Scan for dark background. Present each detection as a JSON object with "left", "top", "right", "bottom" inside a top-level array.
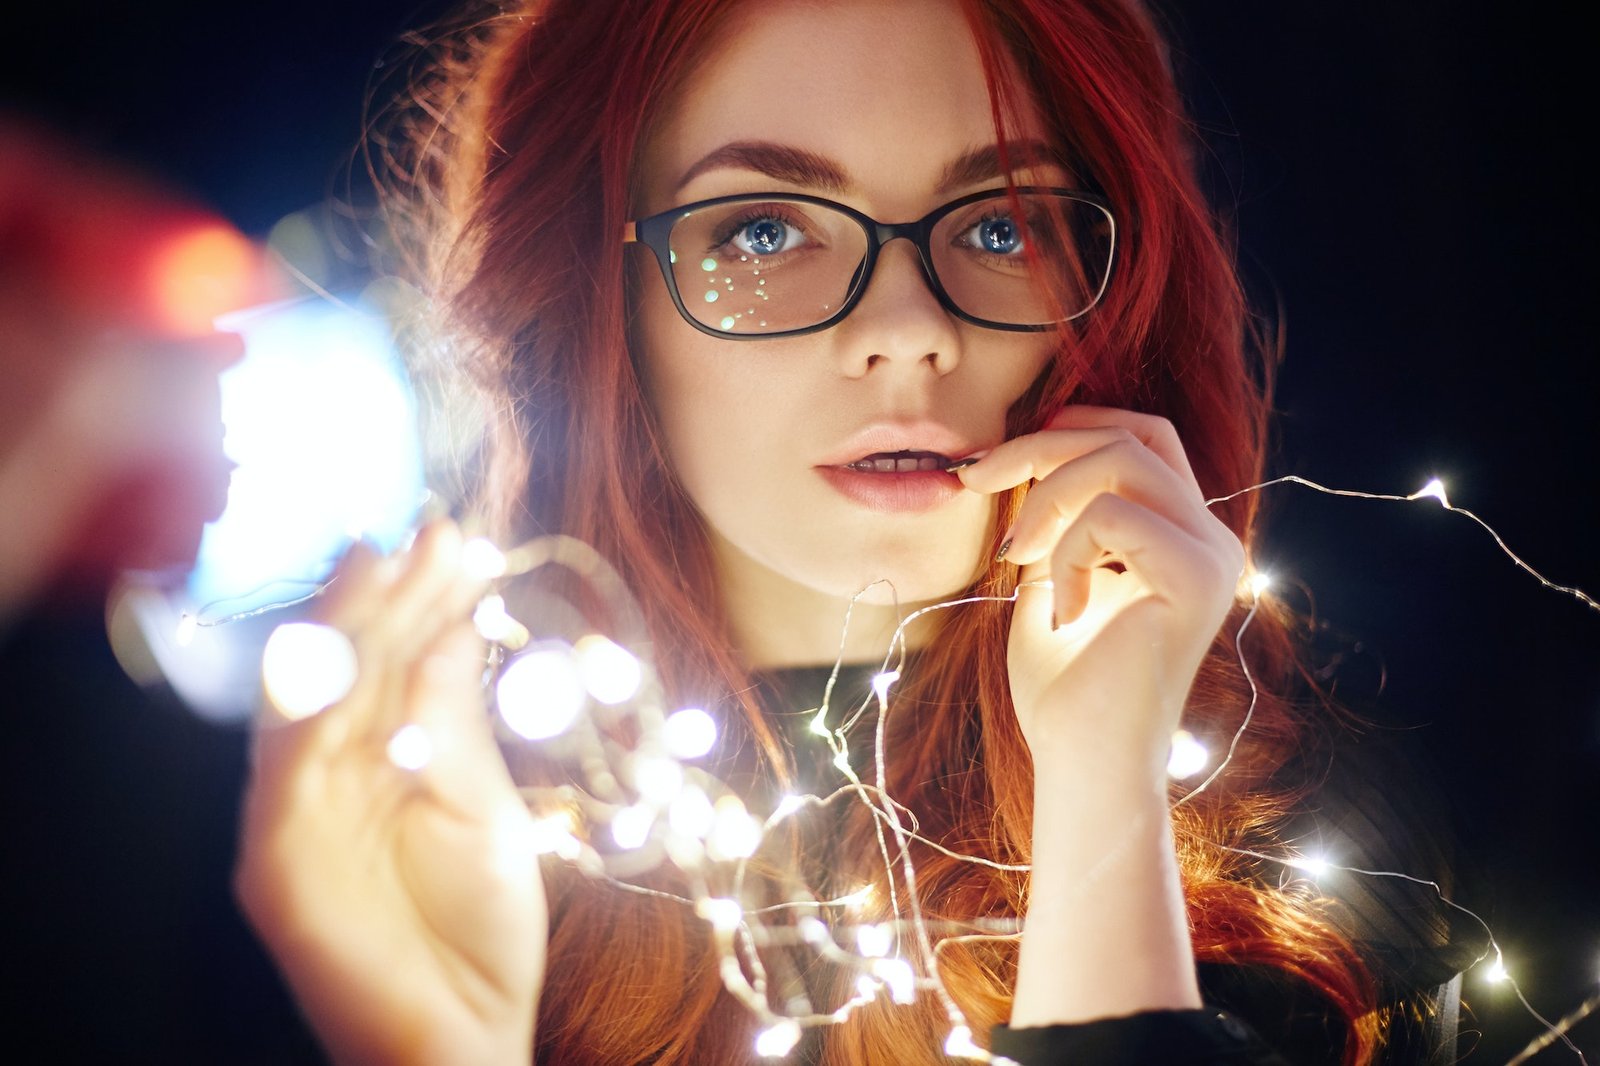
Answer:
[{"left": 2, "top": 2, "right": 1595, "bottom": 1062}]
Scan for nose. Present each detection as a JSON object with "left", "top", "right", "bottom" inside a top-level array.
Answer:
[{"left": 831, "top": 238, "right": 961, "bottom": 379}]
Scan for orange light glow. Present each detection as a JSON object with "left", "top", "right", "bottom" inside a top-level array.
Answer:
[{"left": 146, "top": 223, "right": 259, "bottom": 336}]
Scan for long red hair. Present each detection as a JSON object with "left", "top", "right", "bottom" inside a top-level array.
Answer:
[{"left": 373, "top": 0, "right": 1382, "bottom": 1061}]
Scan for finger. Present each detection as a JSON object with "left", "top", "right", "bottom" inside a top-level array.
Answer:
[
  {"left": 1042, "top": 406, "right": 1199, "bottom": 488},
  {"left": 958, "top": 423, "right": 1204, "bottom": 510},
  {"left": 999, "top": 437, "right": 1217, "bottom": 567},
  {"left": 361, "top": 520, "right": 467, "bottom": 659},
  {"left": 399, "top": 623, "right": 515, "bottom": 813},
  {"left": 1043, "top": 493, "right": 1235, "bottom": 627},
  {"left": 317, "top": 538, "right": 400, "bottom": 633}
]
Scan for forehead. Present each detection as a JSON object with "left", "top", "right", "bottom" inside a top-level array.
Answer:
[{"left": 637, "top": 0, "right": 1051, "bottom": 214}]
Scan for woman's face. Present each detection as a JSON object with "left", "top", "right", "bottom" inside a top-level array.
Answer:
[{"left": 634, "top": 0, "right": 1065, "bottom": 656}]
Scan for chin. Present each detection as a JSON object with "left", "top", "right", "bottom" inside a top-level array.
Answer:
[{"left": 823, "top": 545, "right": 987, "bottom": 609}]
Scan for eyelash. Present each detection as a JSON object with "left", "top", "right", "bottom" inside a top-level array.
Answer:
[{"left": 709, "top": 207, "right": 809, "bottom": 254}]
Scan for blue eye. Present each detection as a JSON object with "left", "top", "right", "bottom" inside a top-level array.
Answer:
[
  {"left": 733, "top": 216, "right": 804, "bottom": 255},
  {"left": 970, "top": 215, "right": 1023, "bottom": 255}
]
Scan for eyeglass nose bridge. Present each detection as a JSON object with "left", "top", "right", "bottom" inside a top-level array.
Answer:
[{"left": 846, "top": 217, "right": 948, "bottom": 312}]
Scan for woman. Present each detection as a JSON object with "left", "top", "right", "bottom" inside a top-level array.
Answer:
[{"left": 237, "top": 0, "right": 1473, "bottom": 1062}]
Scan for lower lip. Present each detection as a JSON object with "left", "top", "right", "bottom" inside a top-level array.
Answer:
[{"left": 816, "top": 466, "right": 963, "bottom": 513}]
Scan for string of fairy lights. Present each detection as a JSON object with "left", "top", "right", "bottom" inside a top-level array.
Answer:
[{"left": 237, "top": 474, "right": 1596, "bottom": 1064}]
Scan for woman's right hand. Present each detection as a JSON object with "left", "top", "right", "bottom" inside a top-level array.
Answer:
[{"left": 235, "top": 521, "right": 546, "bottom": 1066}]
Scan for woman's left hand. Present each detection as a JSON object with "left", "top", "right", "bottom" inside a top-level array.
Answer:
[{"left": 957, "top": 405, "right": 1245, "bottom": 784}]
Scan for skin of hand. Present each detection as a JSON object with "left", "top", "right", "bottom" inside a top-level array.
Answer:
[
  {"left": 957, "top": 404, "right": 1246, "bottom": 1024},
  {"left": 0, "top": 121, "right": 254, "bottom": 620},
  {"left": 235, "top": 522, "right": 546, "bottom": 1065}
]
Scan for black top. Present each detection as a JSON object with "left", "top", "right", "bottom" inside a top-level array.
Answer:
[{"left": 755, "top": 661, "right": 1485, "bottom": 1066}]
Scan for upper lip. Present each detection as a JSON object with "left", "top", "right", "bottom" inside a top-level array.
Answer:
[{"left": 818, "top": 422, "right": 981, "bottom": 467}]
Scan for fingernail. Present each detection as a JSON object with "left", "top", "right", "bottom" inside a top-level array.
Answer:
[
  {"left": 995, "top": 538, "right": 1013, "bottom": 563},
  {"left": 943, "top": 456, "right": 981, "bottom": 471}
]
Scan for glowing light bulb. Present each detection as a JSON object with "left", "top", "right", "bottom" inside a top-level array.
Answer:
[
  {"left": 1249, "top": 571, "right": 1272, "bottom": 598},
  {"left": 529, "top": 814, "right": 581, "bottom": 859},
  {"left": 872, "top": 670, "right": 900, "bottom": 699},
  {"left": 175, "top": 613, "right": 198, "bottom": 647},
  {"left": 669, "top": 786, "right": 715, "bottom": 838},
  {"left": 1166, "top": 729, "right": 1209, "bottom": 779},
  {"left": 754, "top": 1020, "right": 801, "bottom": 1058},
  {"left": 856, "top": 923, "right": 892, "bottom": 958},
  {"left": 386, "top": 724, "right": 432, "bottom": 771},
  {"left": 856, "top": 974, "right": 880, "bottom": 1001},
  {"left": 708, "top": 796, "right": 762, "bottom": 861},
  {"left": 872, "top": 958, "right": 916, "bottom": 1004},
  {"left": 631, "top": 755, "right": 683, "bottom": 805},
  {"left": 574, "top": 634, "right": 642, "bottom": 705},
  {"left": 261, "top": 622, "right": 358, "bottom": 720},
  {"left": 1485, "top": 958, "right": 1510, "bottom": 983},
  {"left": 774, "top": 794, "right": 805, "bottom": 819},
  {"left": 799, "top": 917, "right": 829, "bottom": 944},
  {"left": 696, "top": 896, "right": 744, "bottom": 932},
  {"left": 1411, "top": 477, "right": 1451, "bottom": 507},
  {"left": 472, "top": 594, "right": 517, "bottom": 643},
  {"left": 612, "top": 804, "right": 654, "bottom": 850},
  {"left": 832, "top": 750, "right": 852, "bottom": 774},
  {"left": 664, "top": 707, "right": 718, "bottom": 759},
  {"left": 943, "top": 1025, "right": 983, "bottom": 1058},
  {"left": 461, "top": 537, "right": 507, "bottom": 579},
  {"left": 496, "top": 644, "right": 585, "bottom": 740},
  {"left": 809, "top": 710, "right": 832, "bottom": 737},
  {"left": 1287, "top": 854, "right": 1330, "bottom": 877}
]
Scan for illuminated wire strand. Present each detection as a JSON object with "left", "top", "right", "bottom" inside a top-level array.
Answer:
[{"left": 223, "top": 471, "right": 1596, "bottom": 1061}]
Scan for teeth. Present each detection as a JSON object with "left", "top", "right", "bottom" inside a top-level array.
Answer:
[{"left": 847, "top": 455, "right": 947, "bottom": 473}]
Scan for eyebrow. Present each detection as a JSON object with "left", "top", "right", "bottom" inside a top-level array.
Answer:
[
  {"left": 673, "top": 138, "right": 1060, "bottom": 196},
  {"left": 936, "top": 140, "right": 1057, "bottom": 193},
  {"left": 675, "top": 141, "right": 849, "bottom": 194}
]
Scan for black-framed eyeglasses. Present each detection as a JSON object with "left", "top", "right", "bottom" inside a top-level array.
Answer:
[{"left": 623, "top": 187, "right": 1115, "bottom": 340}]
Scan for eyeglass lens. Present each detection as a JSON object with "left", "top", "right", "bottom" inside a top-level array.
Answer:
[{"left": 666, "top": 193, "right": 1111, "bottom": 335}]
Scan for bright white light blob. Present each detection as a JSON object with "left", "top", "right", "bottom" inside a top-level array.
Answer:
[
  {"left": 856, "top": 923, "right": 892, "bottom": 958},
  {"left": 669, "top": 786, "right": 715, "bottom": 839},
  {"left": 387, "top": 723, "right": 432, "bottom": 771},
  {"left": 612, "top": 804, "right": 654, "bottom": 849},
  {"left": 1484, "top": 957, "right": 1510, "bottom": 983},
  {"left": 664, "top": 707, "right": 718, "bottom": 759},
  {"left": 631, "top": 755, "right": 683, "bottom": 805},
  {"left": 574, "top": 634, "right": 643, "bottom": 705},
  {"left": 472, "top": 594, "right": 517, "bottom": 643},
  {"left": 193, "top": 297, "right": 424, "bottom": 608},
  {"left": 529, "top": 814, "right": 582, "bottom": 859},
  {"left": 708, "top": 796, "right": 762, "bottom": 861},
  {"left": 1412, "top": 477, "right": 1451, "bottom": 507},
  {"left": 461, "top": 537, "right": 507, "bottom": 579},
  {"left": 261, "top": 622, "right": 357, "bottom": 720},
  {"left": 799, "top": 917, "right": 830, "bottom": 944},
  {"left": 1249, "top": 571, "right": 1273, "bottom": 598},
  {"left": 872, "top": 958, "right": 916, "bottom": 1004},
  {"left": 1166, "top": 729, "right": 1209, "bottom": 779},
  {"left": 872, "top": 670, "right": 900, "bottom": 700},
  {"left": 944, "top": 1025, "right": 983, "bottom": 1059},
  {"left": 1287, "top": 854, "right": 1331, "bottom": 878},
  {"left": 754, "top": 1020, "right": 801, "bottom": 1058},
  {"left": 696, "top": 897, "right": 743, "bottom": 932},
  {"left": 496, "top": 644, "right": 585, "bottom": 740},
  {"left": 773, "top": 793, "right": 806, "bottom": 820}
]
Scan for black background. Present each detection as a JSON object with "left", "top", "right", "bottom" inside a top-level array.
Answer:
[{"left": 2, "top": 2, "right": 1595, "bottom": 1062}]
